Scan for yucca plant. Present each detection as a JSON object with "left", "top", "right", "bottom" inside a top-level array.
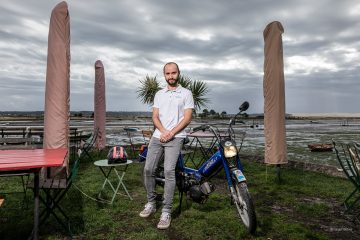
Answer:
[
  {"left": 137, "top": 75, "right": 210, "bottom": 112},
  {"left": 136, "top": 75, "right": 162, "bottom": 105},
  {"left": 190, "top": 79, "right": 209, "bottom": 111}
]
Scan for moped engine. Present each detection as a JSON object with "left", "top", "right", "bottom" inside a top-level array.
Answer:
[{"left": 188, "top": 181, "right": 215, "bottom": 203}]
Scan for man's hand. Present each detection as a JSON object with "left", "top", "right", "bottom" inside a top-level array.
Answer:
[{"left": 160, "top": 130, "right": 175, "bottom": 142}]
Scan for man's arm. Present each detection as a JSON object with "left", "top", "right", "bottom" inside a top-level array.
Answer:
[
  {"left": 167, "top": 108, "right": 193, "bottom": 140},
  {"left": 152, "top": 107, "right": 171, "bottom": 142},
  {"left": 152, "top": 107, "right": 165, "bottom": 132}
]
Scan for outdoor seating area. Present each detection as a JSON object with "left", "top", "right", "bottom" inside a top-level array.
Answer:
[
  {"left": 1, "top": 146, "right": 359, "bottom": 239},
  {"left": 0, "top": 123, "right": 359, "bottom": 239},
  {"left": 2, "top": 0, "right": 360, "bottom": 238}
]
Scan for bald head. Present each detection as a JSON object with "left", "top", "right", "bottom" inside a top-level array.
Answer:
[{"left": 163, "top": 62, "right": 180, "bottom": 74}]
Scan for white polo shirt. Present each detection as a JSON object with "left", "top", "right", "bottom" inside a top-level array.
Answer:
[{"left": 152, "top": 85, "right": 194, "bottom": 139}]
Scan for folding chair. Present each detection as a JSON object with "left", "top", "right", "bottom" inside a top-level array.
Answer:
[
  {"left": 333, "top": 140, "right": 360, "bottom": 221},
  {"left": 141, "top": 129, "right": 153, "bottom": 145},
  {"left": 28, "top": 153, "right": 81, "bottom": 236},
  {"left": 78, "top": 128, "right": 99, "bottom": 161},
  {"left": 124, "top": 127, "right": 144, "bottom": 159}
]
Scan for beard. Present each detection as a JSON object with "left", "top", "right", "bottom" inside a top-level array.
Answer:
[{"left": 166, "top": 78, "right": 179, "bottom": 87}]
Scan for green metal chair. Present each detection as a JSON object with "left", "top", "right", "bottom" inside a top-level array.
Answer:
[
  {"left": 333, "top": 140, "right": 360, "bottom": 222},
  {"left": 28, "top": 153, "right": 81, "bottom": 236},
  {"left": 78, "top": 128, "right": 99, "bottom": 161}
]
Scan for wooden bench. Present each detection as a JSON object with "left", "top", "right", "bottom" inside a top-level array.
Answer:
[
  {"left": 0, "top": 129, "right": 28, "bottom": 138},
  {"left": 0, "top": 137, "right": 32, "bottom": 145},
  {"left": 0, "top": 139, "right": 39, "bottom": 150}
]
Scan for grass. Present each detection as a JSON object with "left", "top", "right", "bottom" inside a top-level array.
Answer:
[{"left": 0, "top": 149, "right": 359, "bottom": 240}]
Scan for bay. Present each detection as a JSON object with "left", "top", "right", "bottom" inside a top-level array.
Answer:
[{"left": 1, "top": 118, "right": 359, "bottom": 167}]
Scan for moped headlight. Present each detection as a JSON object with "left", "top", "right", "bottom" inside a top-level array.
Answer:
[{"left": 223, "top": 141, "right": 237, "bottom": 158}]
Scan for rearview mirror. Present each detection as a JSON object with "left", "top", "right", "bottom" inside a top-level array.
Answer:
[{"left": 239, "top": 101, "right": 249, "bottom": 112}]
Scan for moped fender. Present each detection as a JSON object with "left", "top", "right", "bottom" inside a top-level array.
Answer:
[{"left": 232, "top": 169, "right": 246, "bottom": 183}]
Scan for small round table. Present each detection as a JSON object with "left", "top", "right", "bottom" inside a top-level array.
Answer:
[{"left": 94, "top": 159, "right": 133, "bottom": 204}]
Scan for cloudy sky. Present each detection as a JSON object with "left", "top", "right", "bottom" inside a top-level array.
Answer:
[{"left": 1, "top": 0, "right": 359, "bottom": 114}]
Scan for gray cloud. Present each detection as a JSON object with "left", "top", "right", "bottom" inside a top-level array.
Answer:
[{"left": 0, "top": 0, "right": 359, "bottom": 113}]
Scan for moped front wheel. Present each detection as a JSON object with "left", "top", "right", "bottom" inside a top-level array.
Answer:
[{"left": 232, "top": 181, "right": 257, "bottom": 234}]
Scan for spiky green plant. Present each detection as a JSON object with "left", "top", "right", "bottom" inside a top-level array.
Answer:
[
  {"left": 137, "top": 75, "right": 210, "bottom": 111},
  {"left": 136, "top": 75, "right": 162, "bottom": 105},
  {"left": 190, "top": 79, "right": 209, "bottom": 111},
  {"left": 178, "top": 75, "right": 192, "bottom": 89}
]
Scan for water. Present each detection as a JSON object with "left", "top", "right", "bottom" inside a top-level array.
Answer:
[
  {"left": 2, "top": 118, "right": 359, "bottom": 166},
  {"left": 241, "top": 119, "right": 360, "bottom": 166},
  {"left": 80, "top": 118, "right": 360, "bottom": 166}
]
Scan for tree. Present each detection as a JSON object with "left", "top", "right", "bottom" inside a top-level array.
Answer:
[
  {"left": 209, "top": 109, "right": 216, "bottom": 115},
  {"left": 136, "top": 75, "right": 210, "bottom": 112},
  {"left": 221, "top": 111, "right": 227, "bottom": 117}
]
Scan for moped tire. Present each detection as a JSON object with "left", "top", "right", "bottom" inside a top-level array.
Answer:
[{"left": 232, "top": 181, "right": 257, "bottom": 234}]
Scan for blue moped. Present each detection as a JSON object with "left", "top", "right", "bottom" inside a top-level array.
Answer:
[{"left": 140, "top": 101, "right": 256, "bottom": 233}]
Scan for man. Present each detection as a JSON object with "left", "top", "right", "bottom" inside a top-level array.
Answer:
[{"left": 140, "top": 62, "right": 194, "bottom": 229}]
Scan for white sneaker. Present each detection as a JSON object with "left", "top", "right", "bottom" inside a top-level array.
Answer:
[
  {"left": 139, "top": 203, "right": 156, "bottom": 218},
  {"left": 157, "top": 212, "right": 171, "bottom": 229}
]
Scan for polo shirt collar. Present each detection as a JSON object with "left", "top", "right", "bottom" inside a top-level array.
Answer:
[{"left": 165, "top": 84, "right": 183, "bottom": 93}]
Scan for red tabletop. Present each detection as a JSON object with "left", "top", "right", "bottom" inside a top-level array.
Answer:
[{"left": 0, "top": 148, "right": 67, "bottom": 171}]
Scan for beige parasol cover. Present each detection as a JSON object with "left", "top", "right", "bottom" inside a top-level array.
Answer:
[
  {"left": 94, "top": 60, "right": 106, "bottom": 150},
  {"left": 263, "top": 21, "right": 288, "bottom": 165},
  {"left": 43, "top": 1, "right": 70, "bottom": 176}
]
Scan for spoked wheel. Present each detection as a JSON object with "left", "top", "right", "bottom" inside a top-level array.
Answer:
[{"left": 232, "top": 181, "right": 257, "bottom": 234}]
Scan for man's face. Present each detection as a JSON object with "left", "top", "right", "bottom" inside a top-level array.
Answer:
[{"left": 164, "top": 63, "right": 180, "bottom": 87}]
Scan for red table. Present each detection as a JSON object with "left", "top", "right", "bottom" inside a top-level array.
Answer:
[{"left": 0, "top": 148, "right": 67, "bottom": 240}]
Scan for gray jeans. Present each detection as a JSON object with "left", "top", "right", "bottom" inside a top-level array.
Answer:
[{"left": 143, "top": 137, "right": 183, "bottom": 213}]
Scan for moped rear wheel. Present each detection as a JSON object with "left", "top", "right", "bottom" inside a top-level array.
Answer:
[{"left": 232, "top": 181, "right": 257, "bottom": 234}]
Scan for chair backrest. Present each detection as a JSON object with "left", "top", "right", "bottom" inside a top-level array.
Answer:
[
  {"left": 142, "top": 129, "right": 153, "bottom": 138},
  {"left": 142, "top": 129, "right": 153, "bottom": 144},
  {"left": 81, "top": 128, "right": 99, "bottom": 150},
  {"left": 347, "top": 144, "right": 360, "bottom": 175},
  {"left": 67, "top": 158, "right": 80, "bottom": 185},
  {"left": 333, "top": 140, "right": 359, "bottom": 187}
]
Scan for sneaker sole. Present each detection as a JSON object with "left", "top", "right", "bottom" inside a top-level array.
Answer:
[
  {"left": 139, "top": 210, "right": 156, "bottom": 218},
  {"left": 157, "top": 223, "right": 170, "bottom": 230}
]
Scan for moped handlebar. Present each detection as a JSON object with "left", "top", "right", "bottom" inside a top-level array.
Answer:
[{"left": 192, "top": 101, "right": 249, "bottom": 141}]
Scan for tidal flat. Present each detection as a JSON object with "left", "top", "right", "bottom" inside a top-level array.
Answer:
[{"left": 1, "top": 116, "right": 359, "bottom": 167}]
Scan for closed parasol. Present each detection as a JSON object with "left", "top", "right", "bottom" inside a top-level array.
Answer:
[
  {"left": 94, "top": 60, "right": 106, "bottom": 150},
  {"left": 263, "top": 21, "right": 288, "bottom": 165},
  {"left": 43, "top": 1, "right": 70, "bottom": 177}
]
